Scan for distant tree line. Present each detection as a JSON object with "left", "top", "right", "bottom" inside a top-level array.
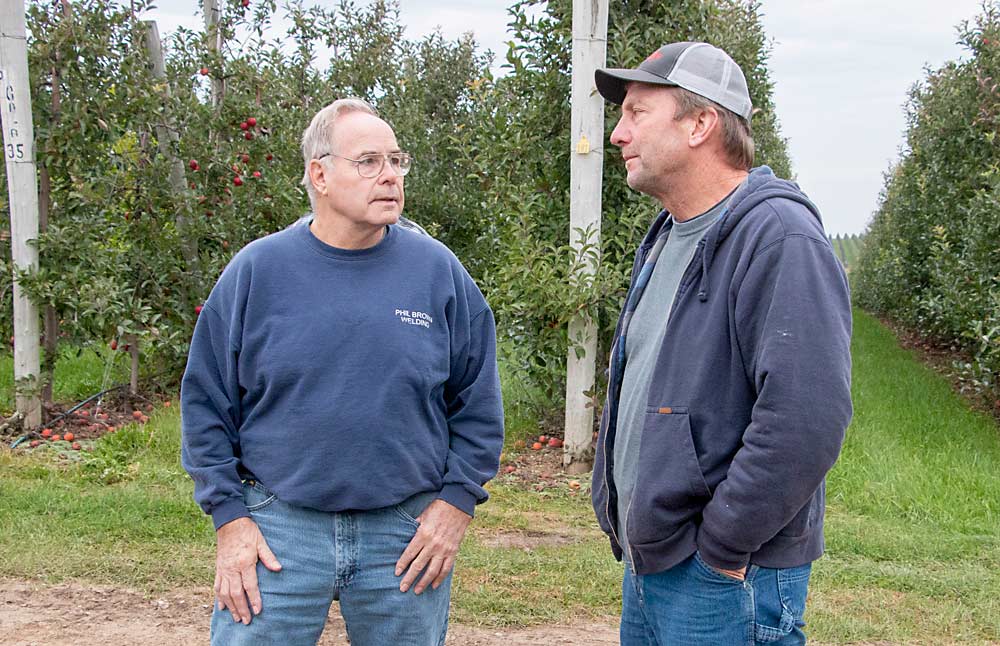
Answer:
[{"left": 828, "top": 233, "right": 865, "bottom": 272}]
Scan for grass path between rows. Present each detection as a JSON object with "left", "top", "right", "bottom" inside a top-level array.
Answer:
[{"left": 1, "top": 309, "right": 998, "bottom": 643}]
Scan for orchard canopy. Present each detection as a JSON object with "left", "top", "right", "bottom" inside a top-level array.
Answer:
[{"left": 1, "top": 0, "right": 792, "bottom": 415}]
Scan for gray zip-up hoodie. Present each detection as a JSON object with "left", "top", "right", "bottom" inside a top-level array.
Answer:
[{"left": 592, "top": 166, "right": 853, "bottom": 575}]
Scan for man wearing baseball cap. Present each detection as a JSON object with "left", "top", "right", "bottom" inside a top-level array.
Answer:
[{"left": 590, "top": 42, "right": 853, "bottom": 645}]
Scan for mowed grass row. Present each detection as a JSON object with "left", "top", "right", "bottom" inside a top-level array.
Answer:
[{"left": 1, "top": 309, "right": 998, "bottom": 642}]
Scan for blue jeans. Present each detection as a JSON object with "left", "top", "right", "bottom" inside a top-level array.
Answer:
[
  {"left": 210, "top": 481, "right": 450, "bottom": 646},
  {"left": 621, "top": 552, "right": 812, "bottom": 645}
]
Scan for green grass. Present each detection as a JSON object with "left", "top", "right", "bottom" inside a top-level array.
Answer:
[
  {"left": 0, "top": 409, "right": 214, "bottom": 588},
  {"left": 0, "top": 343, "right": 132, "bottom": 414},
  {"left": 1, "top": 309, "right": 998, "bottom": 642},
  {"left": 497, "top": 345, "right": 556, "bottom": 450},
  {"left": 454, "top": 484, "right": 620, "bottom": 626},
  {"left": 809, "top": 310, "right": 1000, "bottom": 641}
]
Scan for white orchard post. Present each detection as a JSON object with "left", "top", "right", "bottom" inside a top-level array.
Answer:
[{"left": 1, "top": 0, "right": 42, "bottom": 427}]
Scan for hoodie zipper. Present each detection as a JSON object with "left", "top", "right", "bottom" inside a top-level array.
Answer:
[
  {"left": 602, "top": 228, "right": 669, "bottom": 571},
  {"left": 605, "top": 236, "right": 709, "bottom": 572},
  {"left": 622, "top": 487, "right": 637, "bottom": 572},
  {"left": 600, "top": 241, "right": 656, "bottom": 567}
]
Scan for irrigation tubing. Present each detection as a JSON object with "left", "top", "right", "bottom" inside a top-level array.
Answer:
[
  {"left": 8, "top": 367, "right": 176, "bottom": 450},
  {"left": 8, "top": 382, "right": 129, "bottom": 449}
]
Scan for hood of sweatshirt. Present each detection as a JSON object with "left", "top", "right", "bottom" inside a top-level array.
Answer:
[{"left": 636, "top": 166, "right": 824, "bottom": 303}]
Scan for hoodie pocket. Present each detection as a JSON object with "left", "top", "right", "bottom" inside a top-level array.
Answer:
[{"left": 626, "top": 407, "right": 712, "bottom": 546}]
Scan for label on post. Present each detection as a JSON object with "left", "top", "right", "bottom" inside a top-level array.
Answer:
[
  {"left": 1, "top": 26, "right": 35, "bottom": 166},
  {"left": 575, "top": 134, "right": 591, "bottom": 155}
]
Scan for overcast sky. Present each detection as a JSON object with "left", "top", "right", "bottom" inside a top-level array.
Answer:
[{"left": 146, "top": 0, "right": 986, "bottom": 235}]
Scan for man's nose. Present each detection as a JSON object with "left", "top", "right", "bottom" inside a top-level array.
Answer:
[
  {"left": 378, "top": 161, "right": 403, "bottom": 182},
  {"left": 610, "top": 118, "right": 629, "bottom": 147}
]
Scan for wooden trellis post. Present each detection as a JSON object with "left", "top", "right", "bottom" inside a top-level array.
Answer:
[
  {"left": 1, "top": 0, "right": 42, "bottom": 428},
  {"left": 564, "top": 0, "right": 609, "bottom": 473}
]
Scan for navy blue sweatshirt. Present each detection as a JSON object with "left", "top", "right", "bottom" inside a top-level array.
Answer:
[
  {"left": 181, "top": 222, "right": 504, "bottom": 530},
  {"left": 592, "top": 166, "right": 853, "bottom": 575}
]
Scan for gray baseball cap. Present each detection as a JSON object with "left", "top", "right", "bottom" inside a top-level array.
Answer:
[{"left": 595, "top": 42, "right": 753, "bottom": 120}]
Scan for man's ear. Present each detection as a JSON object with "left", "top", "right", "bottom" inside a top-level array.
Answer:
[
  {"left": 308, "top": 158, "right": 329, "bottom": 197},
  {"left": 688, "top": 106, "right": 721, "bottom": 149}
]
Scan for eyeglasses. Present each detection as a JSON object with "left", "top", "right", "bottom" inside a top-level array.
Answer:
[{"left": 317, "top": 151, "right": 412, "bottom": 178}]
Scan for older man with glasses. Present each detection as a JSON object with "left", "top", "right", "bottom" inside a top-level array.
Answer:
[{"left": 180, "top": 98, "right": 504, "bottom": 646}]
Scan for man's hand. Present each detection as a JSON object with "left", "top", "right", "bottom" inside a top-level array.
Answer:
[
  {"left": 215, "top": 517, "right": 282, "bottom": 624},
  {"left": 394, "top": 499, "right": 472, "bottom": 595}
]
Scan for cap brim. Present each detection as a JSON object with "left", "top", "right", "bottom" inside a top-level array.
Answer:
[{"left": 595, "top": 68, "right": 679, "bottom": 105}]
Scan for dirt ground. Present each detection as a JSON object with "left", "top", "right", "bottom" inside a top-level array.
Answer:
[{"left": 0, "top": 579, "right": 620, "bottom": 646}]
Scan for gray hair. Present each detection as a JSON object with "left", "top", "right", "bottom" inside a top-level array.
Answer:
[
  {"left": 300, "top": 98, "right": 379, "bottom": 205},
  {"left": 671, "top": 88, "right": 755, "bottom": 171}
]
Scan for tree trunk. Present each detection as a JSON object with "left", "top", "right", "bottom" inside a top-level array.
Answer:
[
  {"left": 142, "top": 21, "right": 199, "bottom": 277},
  {"left": 37, "top": 0, "right": 72, "bottom": 418},
  {"left": 203, "top": 0, "right": 225, "bottom": 110},
  {"left": 128, "top": 333, "right": 139, "bottom": 398}
]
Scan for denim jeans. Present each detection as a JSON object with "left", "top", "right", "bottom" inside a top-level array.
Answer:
[
  {"left": 210, "top": 481, "right": 450, "bottom": 646},
  {"left": 620, "top": 552, "right": 812, "bottom": 645}
]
